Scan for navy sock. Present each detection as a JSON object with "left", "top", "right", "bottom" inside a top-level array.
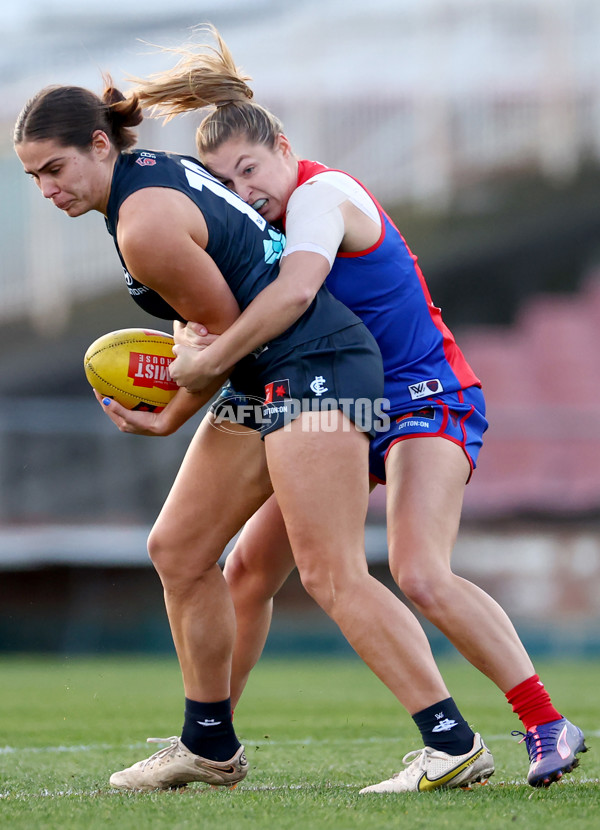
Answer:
[
  {"left": 180, "top": 697, "right": 240, "bottom": 761},
  {"left": 412, "top": 697, "right": 475, "bottom": 755}
]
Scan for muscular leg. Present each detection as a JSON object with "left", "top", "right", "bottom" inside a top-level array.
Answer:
[
  {"left": 264, "top": 411, "right": 452, "bottom": 714},
  {"left": 224, "top": 494, "right": 295, "bottom": 708},
  {"left": 109, "top": 416, "right": 274, "bottom": 788},
  {"left": 226, "top": 481, "right": 378, "bottom": 709},
  {"left": 386, "top": 436, "right": 535, "bottom": 692},
  {"left": 147, "top": 415, "right": 273, "bottom": 702}
]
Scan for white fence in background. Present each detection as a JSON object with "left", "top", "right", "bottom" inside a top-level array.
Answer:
[{"left": 2, "top": 0, "right": 600, "bottom": 332}]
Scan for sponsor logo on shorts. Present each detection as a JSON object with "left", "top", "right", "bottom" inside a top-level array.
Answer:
[
  {"left": 408, "top": 379, "right": 443, "bottom": 400},
  {"left": 395, "top": 407, "right": 435, "bottom": 432},
  {"left": 263, "top": 404, "right": 289, "bottom": 417},
  {"left": 264, "top": 379, "right": 291, "bottom": 403}
]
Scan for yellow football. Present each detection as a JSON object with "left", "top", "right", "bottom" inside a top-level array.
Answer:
[{"left": 84, "top": 328, "right": 178, "bottom": 411}]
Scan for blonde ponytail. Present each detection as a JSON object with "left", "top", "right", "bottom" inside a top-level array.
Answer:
[
  {"left": 131, "top": 25, "right": 253, "bottom": 119},
  {"left": 130, "top": 25, "right": 285, "bottom": 158}
]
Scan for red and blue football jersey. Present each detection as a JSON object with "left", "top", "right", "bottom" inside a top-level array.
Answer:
[{"left": 294, "top": 160, "right": 481, "bottom": 413}]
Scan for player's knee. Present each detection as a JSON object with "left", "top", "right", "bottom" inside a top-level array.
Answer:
[
  {"left": 299, "top": 574, "right": 334, "bottom": 613},
  {"left": 147, "top": 522, "right": 211, "bottom": 585},
  {"left": 146, "top": 523, "right": 169, "bottom": 572},
  {"left": 224, "top": 546, "right": 255, "bottom": 596},
  {"left": 223, "top": 547, "right": 244, "bottom": 588},
  {"left": 225, "top": 545, "right": 281, "bottom": 607},
  {"left": 394, "top": 566, "right": 452, "bottom": 613},
  {"left": 396, "top": 573, "right": 435, "bottom": 610},
  {"left": 146, "top": 527, "right": 186, "bottom": 585},
  {"left": 297, "top": 562, "right": 357, "bottom": 616}
]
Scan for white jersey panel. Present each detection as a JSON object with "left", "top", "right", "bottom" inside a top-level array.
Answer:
[{"left": 282, "top": 172, "right": 380, "bottom": 267}]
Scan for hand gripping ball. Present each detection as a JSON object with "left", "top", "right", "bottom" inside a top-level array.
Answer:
[{"left": 84, "top": 328, "right": 179, "bottom": 411}]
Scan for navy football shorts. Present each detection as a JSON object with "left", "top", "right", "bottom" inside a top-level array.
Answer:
[
  {"left": 210, "top": 325, "right": 385, "bottom": 438},
  {"left": 368, "top": 385, "right": 488, "bottom": 484}
]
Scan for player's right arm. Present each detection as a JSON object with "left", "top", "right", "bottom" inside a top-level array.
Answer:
[
  {"left": 117, "top": 187, "right": 241, "bottom": 333},
  {"left": 168, "top": 177, "right": 381, "bottom": 391},
  {"left": 97, "top": 188, "right": 240, "bottom": 431}
]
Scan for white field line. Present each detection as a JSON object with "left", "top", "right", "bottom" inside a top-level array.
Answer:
[
  {"left": 1, "top": 731, "right": 597, "bottom": 799},
  {"left": 1, "top": 777, "right": 600, "bottom": 800},
  {"left": 1, "top": 729, "right": 599, "bottom": 756}
]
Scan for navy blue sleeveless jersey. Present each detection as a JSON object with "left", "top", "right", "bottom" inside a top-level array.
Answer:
[{"left": 104, "top": 150, "right": 361, "bottom": 357}]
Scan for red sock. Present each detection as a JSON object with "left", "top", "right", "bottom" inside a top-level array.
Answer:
[{"left": 506, "top": 674, "right": 562, "bottom": 732}]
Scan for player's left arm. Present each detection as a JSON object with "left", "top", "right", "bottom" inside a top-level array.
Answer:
[
  {"left": 169, "top": 182, "right": 354, "bottom": 391},
  {"left": 95, "top": 382, "right": 220, "bottom": 436},
  {"left": 93, "top": 319, "right": 226, "bottom": 436}
]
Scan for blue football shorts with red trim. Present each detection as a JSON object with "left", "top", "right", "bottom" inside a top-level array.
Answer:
[{"left": 368, "top": 385, "right": 488, "bottom": 484}]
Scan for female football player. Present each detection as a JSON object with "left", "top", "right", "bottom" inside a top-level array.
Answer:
[{"left": 123, "top": 25, "right": 586, "bottom": 791}]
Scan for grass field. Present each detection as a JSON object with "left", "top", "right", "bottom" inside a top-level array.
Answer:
[{"left": 0, "top": 654, "right": 598, "bottom": 829}]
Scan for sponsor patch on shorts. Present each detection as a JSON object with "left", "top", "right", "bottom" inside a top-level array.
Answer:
[
  {"left": 396, "top": 408, "right": 436, "bottom": 431},
  {"left": 408, "top": 379, "right": 443, "bottom": 400},
  {"left": 264, "top": 379, "right": 291, "bottom": 403}
]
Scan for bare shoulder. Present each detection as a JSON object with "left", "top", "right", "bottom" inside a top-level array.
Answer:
[
  {"left": 113, "top": 186, "right": 239, "bottom": 328},
  {"left": 117, "top": 188, "right": 208, "bottom": 256}
]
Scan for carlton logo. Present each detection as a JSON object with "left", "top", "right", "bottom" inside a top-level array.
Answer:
[
  {"left": 135, "top": 157, "right": 156, "bottom": 167},
  {"left": 128, "top": 352, "right": 178, "bottom": 391}
]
